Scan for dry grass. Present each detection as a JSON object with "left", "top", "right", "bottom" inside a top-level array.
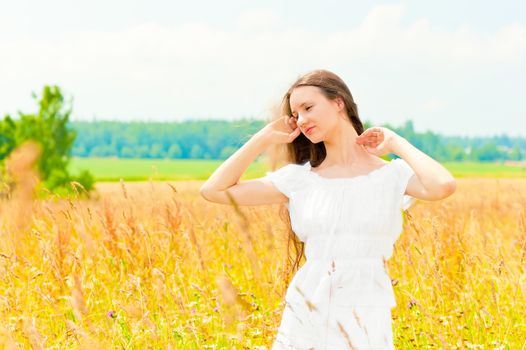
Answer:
[{"left": 0, "top": 151, "right": 525, "bottom": 348}]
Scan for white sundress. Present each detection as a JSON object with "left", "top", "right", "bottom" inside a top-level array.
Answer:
[{"left": 263, "top": 158, "right": 416, "bottom": 350}]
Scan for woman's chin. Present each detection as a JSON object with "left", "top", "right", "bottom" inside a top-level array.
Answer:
[
  {"left": 307, "top": 136, "right": 323, "bottom": 144},
  {"left": 302, "top": 130, "right": 323, "bottom": 143}
]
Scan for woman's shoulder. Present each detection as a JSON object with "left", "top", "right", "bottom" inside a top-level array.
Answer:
[
  {"left": 263, "top": 160, "right": 312, "bottom": 197},
  {"left": 265, "top": 161, "right": 311, "bottom": 179}
]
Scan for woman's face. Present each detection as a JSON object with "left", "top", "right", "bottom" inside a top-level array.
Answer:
[{"left": 289, "top": 85, "right": 342, "bottom": 143}]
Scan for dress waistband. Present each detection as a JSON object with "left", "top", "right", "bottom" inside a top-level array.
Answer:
[
  {"left": 304, "top": 235, "right": 394, "bottom": 262},
  {"left": 305, "top": 257, "right": 385, "bottom": 265}
]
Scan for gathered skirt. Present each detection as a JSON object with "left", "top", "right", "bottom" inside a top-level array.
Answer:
[{"left": 271, "top": 299, "right": 395, "bottom": 350}]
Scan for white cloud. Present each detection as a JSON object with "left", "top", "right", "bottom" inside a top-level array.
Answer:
[
  {"left": 0, "top": 4, "right": 524, "bottom": 135},
  {"left": 324, "top": 4, "right": 526, "bottom": 66},
  {"left": 235, "top": 9, "right": 281, "bottom": 30},
  {"left": 420, "top": 98, "right": 448, "bottom": 112}
]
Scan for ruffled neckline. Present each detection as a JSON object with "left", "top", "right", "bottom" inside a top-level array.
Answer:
[{"left": 303, "top": 158, "right": 397, "bottom": 183}]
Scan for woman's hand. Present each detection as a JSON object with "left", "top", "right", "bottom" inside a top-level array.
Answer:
[
  {"left": 355, "top": 127, "right": 403, "bottom": 157},
  {"left": 258, "top": 115, "right": 301, "bottom": 145}
]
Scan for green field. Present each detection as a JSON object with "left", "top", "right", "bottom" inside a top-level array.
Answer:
[
  {"left": 69, "top": 157, "right": 268, "bottom": 181},
  {"left": 69, "top": 157, "right": 526, "bottom": 182}
]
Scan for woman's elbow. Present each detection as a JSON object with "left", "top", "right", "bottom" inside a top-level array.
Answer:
[
  {"left": 199, "top": 184, "right": 213, "bottom": 202},
  {"left": 425, "top": 178, "right": 456, "bottom": 201},
  {"left": 439, "top": 178, "right": 457, "bottom": 199}
]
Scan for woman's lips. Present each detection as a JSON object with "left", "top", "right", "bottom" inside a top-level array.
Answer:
[{"left": 305, "top": 126, "right": 315, "bottom": 135}]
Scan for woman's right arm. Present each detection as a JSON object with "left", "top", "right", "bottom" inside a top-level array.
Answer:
[{"left": 199, "top": 115, "right": 301, "bottom": 206}]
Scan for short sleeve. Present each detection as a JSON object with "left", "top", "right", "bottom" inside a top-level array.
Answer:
[
  {"left": 394, "top": 158, "right": 417, "bottom": 211},
  {"left": 262, "top": 163, "right": 299, "bottom": 198}
]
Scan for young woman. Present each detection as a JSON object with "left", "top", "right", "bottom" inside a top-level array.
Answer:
[{"left": 200, "top": 69, "right": 456, "bottom": 349}]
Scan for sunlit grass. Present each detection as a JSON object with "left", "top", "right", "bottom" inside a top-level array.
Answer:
[{"left": 1, "top": 152, "right": 525, "bottom": 348}]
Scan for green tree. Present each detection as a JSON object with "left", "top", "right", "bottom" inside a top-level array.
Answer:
[
  {"left": 167, "top": 144, "right": 182, "bottom": 159},
  {"left": 0, "top": 116, "right": 17, "bottom": 160},
  {"left": 445, "top": 144, "right": 466, "bottom": 161},
  {"left": 120, "top": 146, "right": 136, "bottom": 158},
  {"left": 509, "top": 145, "right": 523, "bottom": 161},
  {"left": 0, "top": 85, "right": 94, "bottom": 195},
  {"left": 190, "top": 144, "right": 203, "bottom": 159},
  {"left": 150, "top": 143, "right": 166, "bottom": 158},
  {"left": 220, "top": 146, "right": 237, "bottom": 159},
  {"left": 471, "top": 142, "right": 502, "bottom": 161}
]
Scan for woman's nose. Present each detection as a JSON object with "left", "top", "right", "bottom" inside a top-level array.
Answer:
[{"left": 297, "top": 113, "right": 306, "bottom": 127}]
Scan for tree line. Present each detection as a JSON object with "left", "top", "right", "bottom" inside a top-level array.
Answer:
[{"left": 70, "top": 120, "right": 524, "bottom": 162}]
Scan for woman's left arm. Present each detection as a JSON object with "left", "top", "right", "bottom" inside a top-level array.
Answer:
[
  {"left": 391, "top": 135, "right": 457, "bottom": 201},
  {"left": 356, "top": 126, "right": 457, "bottom": 201}
]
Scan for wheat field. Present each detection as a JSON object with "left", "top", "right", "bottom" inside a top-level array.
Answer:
[{"left": 1, "top": 162, "right": 525, "bottom": 348}]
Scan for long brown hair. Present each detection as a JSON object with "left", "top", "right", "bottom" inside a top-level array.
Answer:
[{"left": 265, "top": 69, "right": 365, "bottom": 281}]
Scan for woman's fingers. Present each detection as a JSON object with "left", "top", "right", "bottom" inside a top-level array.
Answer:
[
  {"left": 290, "top": 127, "right": 300, "bottom": 136},
  {"left": 357, "top": 128, "right": 383, "bottom": 145},
  {"left": 358, "top": 129, "right": 377, "bottom": 139},
  {"left": 357, "top": 133, "right": 376, "bottom": 144},
  {"left": 279, "top": 127, "right": 300, "bottom": 143},
  {"left": 285, "top": 115, "right": 297, "bottom": 130},
  {"left": 357, "top": 127, "right": 392, "bottom": 155}
]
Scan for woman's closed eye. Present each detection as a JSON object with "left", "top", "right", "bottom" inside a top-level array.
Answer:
[{"left": 291, "top": 106, "right": 313, "bottom": 118}]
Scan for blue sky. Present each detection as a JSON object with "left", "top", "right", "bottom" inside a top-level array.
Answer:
[{"left": 1, "top": 0, "right": 525, "bottom": 137}]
